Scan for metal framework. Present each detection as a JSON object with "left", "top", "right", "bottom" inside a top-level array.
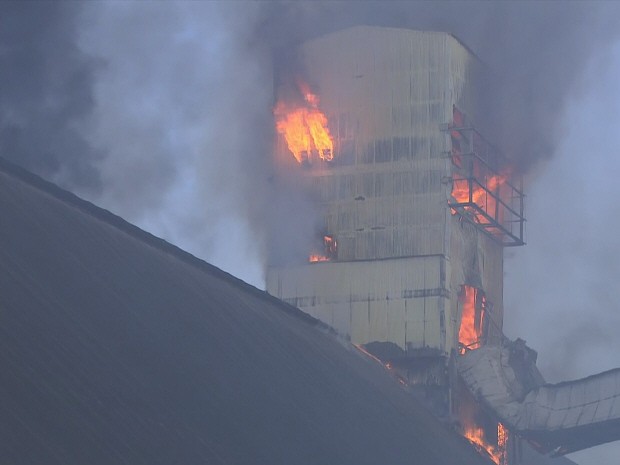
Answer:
[
  {"left": 446, "top": 123, "right": 525, "bottom": 247},
  {"left": 459, "top": 343, "right": 620, "bottom": 457}
]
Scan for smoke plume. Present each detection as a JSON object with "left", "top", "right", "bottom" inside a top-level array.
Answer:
[
  {"left": 254, "top": 1, "right": 620, "bottom": 172},
  {"left": 2, "top": 1, "right": 619, "bottom": 272},
  {"left": 3, "top": 3, "right": 620, "bottom": 462},
  {"left": 0, "top": 2, "right": 103, "bottom": 192}
]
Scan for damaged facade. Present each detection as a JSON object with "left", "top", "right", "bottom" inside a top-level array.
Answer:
[
  {"left": 268, "top": 26, "right": 514, "bottom": 359},
  {"left": 268, "top": 25, "right": 520, "bottom": 461},
  {"left": 459, "top": 340, "right": 620, "bottom": 456},
  {"left": 268, "top": 26, "right": 620, "bottom": 464}
]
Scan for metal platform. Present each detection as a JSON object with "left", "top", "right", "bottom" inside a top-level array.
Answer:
[{"left": 445, "top": 118, "right": 525, "bottom": 246}]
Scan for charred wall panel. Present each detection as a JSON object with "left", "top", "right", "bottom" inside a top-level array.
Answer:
[{"left": 268, "top": 26, "right": 501, "bottom": 358}]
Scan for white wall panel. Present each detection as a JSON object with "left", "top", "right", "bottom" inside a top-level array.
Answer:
[
  {"left": 267, "top": 256, "right": 447, "bottom": 351},
  {"left": 350, "top": 301, "right": 370, "bottom": 344},
  {"left": 387, "top": 300, "right": 406, "bottom": 349},
  {"left": 368, "top": 300, "right": 389, "bottom": 343},
  {"left": 405, "top": 297, "right": 427, "bottom": 349},
  {"left": 269, "top": 27, "right": 500, "bottom": 357}
]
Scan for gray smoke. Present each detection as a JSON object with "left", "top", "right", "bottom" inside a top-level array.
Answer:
[
  {"left": 3, "top": 1, "right": 619, "bottom": 270},
  {"left": 0, "top": 2, "right": 103, "bottom": 192},
  {"left": 3, "top": 2, "right": 620, "bottom": 463},
  {"left": 254, "top": 1, "right": 620, "bottom": 172}
]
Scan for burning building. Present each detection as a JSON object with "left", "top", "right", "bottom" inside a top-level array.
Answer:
[
  {"left": 267, "top": 26, "right": 620, "bottom": 464},
  {"left": 0, "top": 156, "right": 498, "bottom": 465},
  {"left": 269, "top": 25, "right": 522, "bottom": 357}
]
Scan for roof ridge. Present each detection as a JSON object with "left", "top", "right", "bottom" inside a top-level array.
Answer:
[{"left": 0, "top": 156, "right": 323, "bottom": 329}]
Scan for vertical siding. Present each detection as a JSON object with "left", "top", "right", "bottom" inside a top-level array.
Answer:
[
  {"left": 300, "top": 27, "right": 456, "bottom": 260},
  {"left": 266, "top": 256, "right": 449, "bottom": 352},
  {"left": 268, "top": 27, "right": 501, "bottom": 354}
]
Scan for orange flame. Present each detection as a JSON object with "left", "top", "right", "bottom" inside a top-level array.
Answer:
[
  {"left": 274, "top": 82, "right": 334, "bottom": 163},
  {"left": 497, "top": 423, "right": 508, "bottom": 465},
  {"left": 458, "top": 286, "right": 483, "bottom": 354},
  {"left": 309, "top": 235, "right": 337, "bottom": 263},
  {"left": 451, "top": 173, "right": 509, "bottom": 224},
  {"left": 463, "top": 424, "right": 506, "bottom": 465},
  {"left": 309, "top": 254, "right": 330, "bottom": 263}
]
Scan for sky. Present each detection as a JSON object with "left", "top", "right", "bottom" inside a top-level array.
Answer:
[
  {"left": 504, "top": 39, "right": 620, "bottom": 465},
  {"left": 2, "top": 2, "right": 620, "bottom": 463}
]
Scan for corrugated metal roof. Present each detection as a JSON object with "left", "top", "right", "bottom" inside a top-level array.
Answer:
[{"left": 0, "top": 157, "right": 493, "bottom": 465}]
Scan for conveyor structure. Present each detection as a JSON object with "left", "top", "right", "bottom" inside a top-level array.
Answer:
[{"left": 459, "top": 339, "right": 620, "bottom": 456}]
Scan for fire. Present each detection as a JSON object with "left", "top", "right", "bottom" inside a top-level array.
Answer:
[
  {"left": 309, "top": 235, "right": 337, "bottom": 263},
  {"left": 353, "top": 344, "right": 409, "bottom": 386},
  {"left": 451, "top": 173, "right": 509, "bottom": 224},
  {"left": 309, "top": 254, "right": 330, "bottom": 263},
  {"left": 458, "top": 286, "right": 483, "bottom": 354},
  {"left": 497, "top": 423, "right": 508, "bottom": 465},
  {"left": 274, "top": 81, "right": 334, "bottom": 163},
  {"left": 463, "top": 424, "right": 507, "bottom": 465}
]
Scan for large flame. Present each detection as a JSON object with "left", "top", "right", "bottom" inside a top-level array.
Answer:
[
  {"left": 451, "top": 173, "right": 509, "bottom": 224},
  {"left": 458, "top": 286, "right": 483, "bottom": 353},
  {"left": 274, "top": 81, "right": 334, "bottom": 163},
  {"left": 463, "top": 423, "right": 507, "bottom": 465},
  {"left": 450, "top": 105, "right": 511, "bottom": 226}
]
